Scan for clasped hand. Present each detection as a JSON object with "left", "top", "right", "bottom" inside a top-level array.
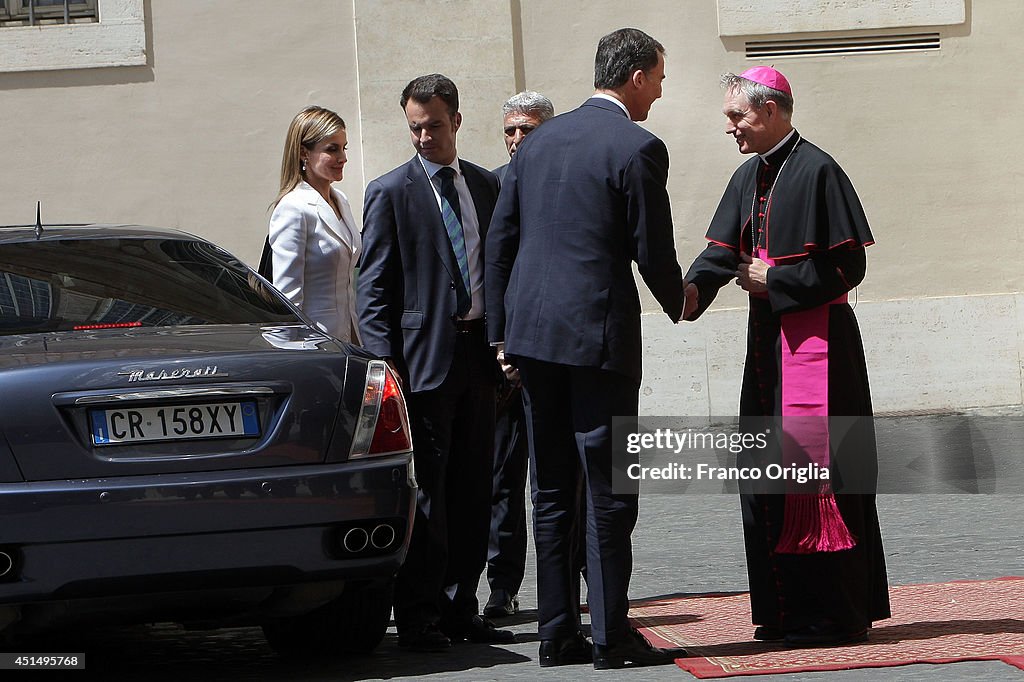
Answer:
[{"left": 735, "top": 252, "right": 769, "bottom": 293}]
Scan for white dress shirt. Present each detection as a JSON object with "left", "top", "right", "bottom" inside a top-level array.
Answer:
[
  {"left": 418, "top": 155, "right": 484, "bottom": 320},
  {"left": 592, "top": 92, "right": 630, "bottom": 117}
]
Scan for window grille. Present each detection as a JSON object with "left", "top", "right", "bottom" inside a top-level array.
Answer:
[
  {"left": 0, "top": 0, "right": 98, "bottom": 27},
  {"left": 745, "top": 33, "right": 941, "bottom": 59}
]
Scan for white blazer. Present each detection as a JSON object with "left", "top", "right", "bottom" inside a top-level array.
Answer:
[{"left": 269, "top": 181, "right": 361, "bottom": 344}]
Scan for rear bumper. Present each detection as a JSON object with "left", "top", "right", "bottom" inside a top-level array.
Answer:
[{"left": 0, "top": 454, "right": 414, "bottom": 606}]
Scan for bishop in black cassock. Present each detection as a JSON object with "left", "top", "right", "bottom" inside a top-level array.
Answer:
[{"left": 685, "top": 67, "right": 890, "bottom": 648}]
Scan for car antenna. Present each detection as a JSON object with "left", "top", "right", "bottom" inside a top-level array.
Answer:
[{"left": 34, "top": 201, "right": 43, "bottom": 239}]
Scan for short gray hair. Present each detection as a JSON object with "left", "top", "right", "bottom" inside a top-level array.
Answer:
[
  {"left": 501, "top": 91, "right": 555, "bottom": 121},
  {"left": 721, "top": 72, "right": 793, "bottom": 118}
]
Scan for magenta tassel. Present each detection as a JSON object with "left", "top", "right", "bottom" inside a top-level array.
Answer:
[{"left": 775, "top": 493, "right": 856, "bottom": 554}]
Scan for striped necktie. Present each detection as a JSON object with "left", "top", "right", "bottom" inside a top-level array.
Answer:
[{"left": 436, "top": 166, "right": 471, "bottom": 316}]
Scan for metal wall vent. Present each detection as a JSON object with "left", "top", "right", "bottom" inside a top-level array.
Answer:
[{"left": 746, "top": 32, "right": 940, "bottom": 59}]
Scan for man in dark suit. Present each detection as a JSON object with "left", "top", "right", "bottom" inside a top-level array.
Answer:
[
  {"left": 484, "top": 90, "right": 554, "bottom": 620},
  {"left": 358, "top": 73, "right": 512, "bottom": 652},
  {"left": 486, "top": 29, "right": 696, "bottom": 669}
]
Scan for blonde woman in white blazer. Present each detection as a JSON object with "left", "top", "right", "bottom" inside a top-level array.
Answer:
[{"left": 269, "top": 106, "right": 361, "bottom": 344}]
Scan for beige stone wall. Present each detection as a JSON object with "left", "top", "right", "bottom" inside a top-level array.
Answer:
[
  {"left": 353, "top": 0, "right": 516, "bottom": 184},
  {"left": 716, "top": 0, "right": 966, "bottom": 35},
  {"left": 642, "top": 296, "right": 1024, "bottom": 416},
  {"left": 0, "top": 0, "right": 1020, "bottom": 410},
  {"left": 0, "top": 0, "right": 363, "bottom": 265}
]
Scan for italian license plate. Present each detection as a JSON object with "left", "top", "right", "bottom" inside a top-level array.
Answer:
[{"left": 90, "top": 401, "right": 260, "bottom": 446}]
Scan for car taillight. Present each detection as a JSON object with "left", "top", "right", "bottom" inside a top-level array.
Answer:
[{"left": 349, "top": 360, "right": 413, "bottom": 459}]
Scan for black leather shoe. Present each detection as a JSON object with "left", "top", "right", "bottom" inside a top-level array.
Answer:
[
  {"left": 441, "top": 614, "right": 516, "bottom": 644},
  {"left": 483, "top": 589, "right": 520, "bottom": 618},
  {"left": 398, "top": 623, "right": 451, "bottom": 652},
  {"left": 753, "top": 625, "right": 785, "bottom": 641},
  {"left": 539, "top": 631, "right": 593, "bottom": 667},
  {"left": 592, "top": 627, "right": 687, "bottom": 669},
  {"left": 784, "top": 623, "right": 867, "bottom": 648}
]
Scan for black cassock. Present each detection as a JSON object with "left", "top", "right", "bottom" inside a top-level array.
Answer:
[{"left": 686, "top": 131, "right": 890, "bottom": 633}]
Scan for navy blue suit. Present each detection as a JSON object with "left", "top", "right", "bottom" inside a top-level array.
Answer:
[
  {"left": 485, "top": 97, "right": 685, "bottom": 645},
  {"left": 486, "top": 161, "right": 588, "bottom": 609},
  {"left": 486, "top": 161, "right": 529, "bottom": 602},
  {"left": 358, "top": 155, "right": 500, "bottom": 635},
  {"left": 359, "top": 156, "right": 500, "bottom": 393}
]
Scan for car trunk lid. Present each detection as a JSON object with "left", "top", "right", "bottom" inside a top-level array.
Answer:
[{"left": 0, "top": 325, "right": 360, "bottom": 480}]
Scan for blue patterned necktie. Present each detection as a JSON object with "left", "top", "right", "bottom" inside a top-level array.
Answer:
[{"left": 436, "top": 166, "right": 471, "bottom": 316}]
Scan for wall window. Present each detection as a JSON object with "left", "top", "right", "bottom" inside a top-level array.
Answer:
[
  {"left": 0, "top": 0, "right": 98, "bottom": 27},
  {"left": 0, "top": 0, "right": 144, "bottom": 72}
]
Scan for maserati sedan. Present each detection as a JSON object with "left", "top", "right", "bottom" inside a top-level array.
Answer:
[{"left": 0, "top": 224, "right": 415, "bottom": 656}]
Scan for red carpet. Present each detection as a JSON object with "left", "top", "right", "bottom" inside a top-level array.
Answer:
[{"left": 630, "top": 577, "right": 1024, "bottom": 678}]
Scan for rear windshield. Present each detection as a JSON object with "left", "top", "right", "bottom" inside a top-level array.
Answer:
[{"left": 0, "top": 237, "right": 300, "bottom": 335}]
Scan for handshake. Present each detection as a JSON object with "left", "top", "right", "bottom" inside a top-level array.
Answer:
[
  {"left": 682, "top": 281, "right": 698, "bottom": 322},
  {"left": 680, "top": 253, "right": 770, "bottom": 323}
]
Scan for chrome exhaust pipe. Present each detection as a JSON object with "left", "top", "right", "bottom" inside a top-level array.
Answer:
[
  {"left": 370, "top": 524, "right": 396, "bottom": 550},
  {"left": 0, "top": 551, "right": 13, "bottom": 578},
  {"left": 342, "top": 528, "right": 369, "bottom": 553}
]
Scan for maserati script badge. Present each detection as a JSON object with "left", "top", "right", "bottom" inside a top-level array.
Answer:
[{"left": 118, "top": 365, "right": 229, "bottom": 383}]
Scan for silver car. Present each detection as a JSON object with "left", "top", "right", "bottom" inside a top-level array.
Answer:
[{"left": 0, "top": 224, "right": 414, "bottom": 656}]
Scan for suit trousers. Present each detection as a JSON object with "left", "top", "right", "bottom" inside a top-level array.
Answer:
[
  {"left": 517, "top": 357, "right": 639, "bottom": 646},
  {"left": 393, "top": 330, "right": 496, "bottom": 634},
  {"left": 486, "top": 385, "right": 529, "bottom": 595},
  {"left": 487, "top": 385, "right": 590, "bottom": 601}
]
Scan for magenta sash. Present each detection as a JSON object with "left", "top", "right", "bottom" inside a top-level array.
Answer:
[{"left": 756, "top": 248, "right": 855, "bottom": 554}]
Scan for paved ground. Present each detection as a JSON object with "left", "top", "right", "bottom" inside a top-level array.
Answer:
[
  {"left": 347, "top": 494, "right": 1024, "bottom": 682},
  {"left": 11, "top": 412, "right": 1024, "bottom": 680}
]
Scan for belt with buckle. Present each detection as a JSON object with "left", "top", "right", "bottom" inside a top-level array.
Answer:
[{"left": 453, "top": 317, "right": 485, "bottom": 333}]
